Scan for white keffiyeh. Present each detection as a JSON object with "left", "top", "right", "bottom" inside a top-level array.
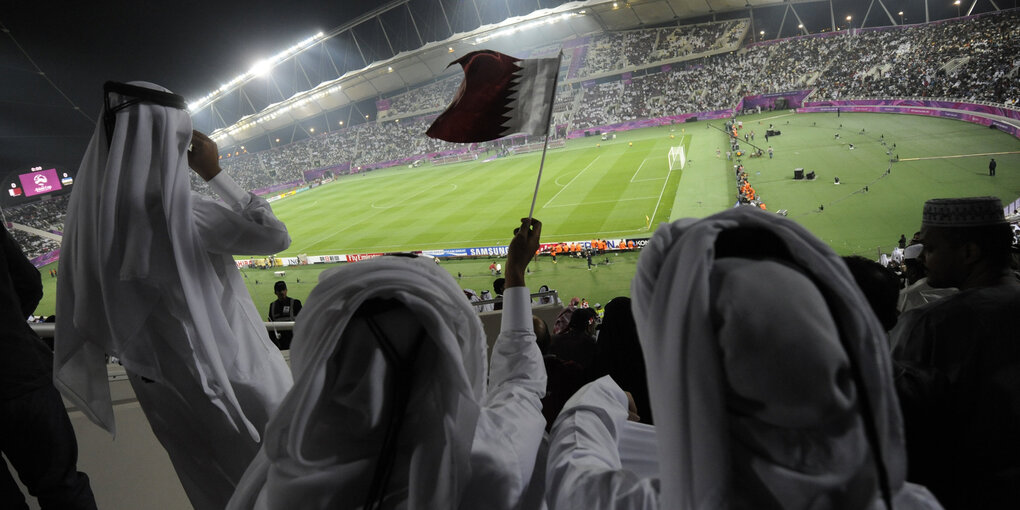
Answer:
[
  {"left": 229, "top": 256, "right": 488, "bottom": 509},
  {"left": 629, "top": 207, "right": 917, "bottom": 509},
  {"left": 55, "top": 81, "right": 290, "bottom": 441}
]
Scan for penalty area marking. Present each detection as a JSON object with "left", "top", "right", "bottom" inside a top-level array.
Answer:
[
  {"left": 545, "top": 196, "right": 658, "bottom": 208},
  {"left": 543, "top": 155, "right": 602, "bottom": 209},
  {"left": 898, "top": 150, "right": 1020, "bottom": 162},
  {"left": 630, "top": 158, "right": 666, "bottom": 183}
]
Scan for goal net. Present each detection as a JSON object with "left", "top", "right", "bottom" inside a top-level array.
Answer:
[{"left": 667, "top": 144, "right": 686, "bottom": 171}]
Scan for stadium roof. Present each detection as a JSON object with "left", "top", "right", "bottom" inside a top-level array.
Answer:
[
  {"left": 204, "top": 1, "right": 804, "bottom": 146},
  {"left": 0, "top": 0, "right": 995, "bottom": 173}
]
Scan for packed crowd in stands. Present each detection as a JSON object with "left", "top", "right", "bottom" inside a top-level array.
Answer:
[
  {"left": 208, "top": 11, "right": 1016, "bottom": 191},
  {"left": 816, "top": 10, "right": 1020, "bottom": 103},
  {"left": 5, "top": 10, "right": 1020, "bottom": 509},
  {"left": 7, "top": 228, "right": 60, "bottom": 260},
  {"left": 6, "top": 11, "right": 1018, "bottom": 255},
  {"left": 576, "top": 19, "right": 746, "bottom": 77},
  {"left": 3, "top": 194, "right": 71, "bottom": 258},
  {"left": 380, "top": 76, "right": 460, "bottom": 120}
]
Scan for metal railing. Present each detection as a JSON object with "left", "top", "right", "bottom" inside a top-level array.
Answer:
[{"left": 28, "top": 290, "right": 561, "bottom": 338}]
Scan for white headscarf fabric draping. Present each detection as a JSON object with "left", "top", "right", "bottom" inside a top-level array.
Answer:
[
  {"left": 55, "top": 81, "right": 262, "bottom": 440},
  {"left": 630, "top": 207, "right": 908, "bottom": 510},
  {"left": 229, "top": 256, "right": 487, "bottom": 510}
]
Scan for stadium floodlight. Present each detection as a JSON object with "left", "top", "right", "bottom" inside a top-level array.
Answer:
[
  {"left": 251, "top": 59, "right": 272, "bottom": 77},
  {"left": 188, "top": 31, "right": 326, "bottom": 112},
  {"left": 209, "top": 81, "right": 342, "bottom": 144}
]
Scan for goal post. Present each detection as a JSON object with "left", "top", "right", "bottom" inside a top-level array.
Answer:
[{"left": 667, "top": 144, "right": 686, "bottom": 171}]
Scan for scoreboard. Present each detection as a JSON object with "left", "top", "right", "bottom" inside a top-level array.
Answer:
[{"left": 3, "top": 166, "right": 74, "bottom": 206}]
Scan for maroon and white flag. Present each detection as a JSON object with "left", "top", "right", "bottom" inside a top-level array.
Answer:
[{"left": 426, "top": 50, "right": 560, "bottom": 143}]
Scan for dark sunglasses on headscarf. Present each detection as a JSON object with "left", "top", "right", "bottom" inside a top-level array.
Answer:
[{"left": 103, "top": 81, "right": 187, "bottom": 149}]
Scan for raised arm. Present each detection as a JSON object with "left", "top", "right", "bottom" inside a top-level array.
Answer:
[
  {"left": 547, "top": 376, "right": 660, "bottom": 510},
  {"left": 464, "top": 218, "right": 548, "bottom": 509},
  {"left": 188, "top": 130, "right": 291, "bottom": 255}
]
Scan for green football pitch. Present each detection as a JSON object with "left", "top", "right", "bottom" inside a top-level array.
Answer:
[{"left": 33, "top": 111, "right": 1020, "bottom": 315}]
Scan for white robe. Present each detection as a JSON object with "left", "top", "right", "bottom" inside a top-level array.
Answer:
[
  {"left": 55, "top": 82, "right": 292, "bottom": 510},
  {"left": 227, "top": 257, "right": 546, "bottom": 510},
  {"left": 547, "top": 207, "right": 942, "bottom": 510}
]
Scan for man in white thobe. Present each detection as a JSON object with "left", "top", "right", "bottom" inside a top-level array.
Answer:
[
  {"left": 228, "top": 218, "right": 546, "bottom": 510},
  {"left": 55, "top": 81, "right": 293, "bottom": 510},
  {"left": 546, "top": 207, "right": 942, "bottom": 510}
]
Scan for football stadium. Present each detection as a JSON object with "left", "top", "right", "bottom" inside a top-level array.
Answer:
[{"left": 2, "top": 0, "right": 1019, "bottom": 508}]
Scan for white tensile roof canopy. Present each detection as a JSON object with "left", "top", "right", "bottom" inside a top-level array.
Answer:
[{"left": 203, "top": 0, "right": 795, "bottom": 146}]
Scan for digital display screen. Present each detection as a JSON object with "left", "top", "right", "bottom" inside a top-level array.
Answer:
[{"left": 18, "top": 168, "right": 62, "bottom": 197}]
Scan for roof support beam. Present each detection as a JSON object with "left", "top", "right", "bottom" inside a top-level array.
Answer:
[
  {"left": 862, "top": 0, "right": 876, "bottom": 28},
  {"left": 777, "top": 4, "right": 790, "bottom": 38},
  {"left": 406, "top": 3, "right": 425, "bottom": 47},
  {"left": 788, "top": 4, "right": 810, "bottom": 35},
  {"left": 830, "top": 0, "right": 837, "bottom": 32},
  {"left": 350, "top": 31, "right": 369, "bottom": 67},
  {"left": 377, "top": 16, "right": 397, "bottom": 57},
  {"left": 876, "top": 0, "right": 898, "bottom": 25},
  {"left": 436, "top": 0, "right": 454, "bottom": 36},
  {"left": 470, "top": 0, "right": 483, "bottom": 26}
]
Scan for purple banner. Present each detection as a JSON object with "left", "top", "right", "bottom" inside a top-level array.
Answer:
[
  {"left": 356, "top": 147, "right": 478, "bottom": 172},
  {"left": 660, "top": 64, "right": 672, "bottom": 73},
  {"left": 30, "top": 248, "right": 60, "bottom": 268},
  {"left": 375, "top": 99, "right": 391, "bottom": 111},
  {"left": 805, "top": 98, "right": 1020, "bottom": 122},
  {"left": 251, "top": 179, "right": 305, "bottom": 197},
  {"left": 797, "top": 100, "right": 1020, "bottom": 139},
  {"left": 303, "top": 163, "right": 351, "bottom": 181},
  {"left": 567, "top": 108, "right": 735, "bottom": 139},
  {"left": 741, "top": 90, "right": 813, "bottom": 110},
  {"left": 622, "top": 72, "right": 633, "bottom": 85}
]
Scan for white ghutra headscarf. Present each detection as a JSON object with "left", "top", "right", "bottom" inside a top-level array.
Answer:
[
  {"left": 631, "top": 207, "right": 912, "bottom": 509},
  {"left": 229, "top": 256, "right": 487, "bottom": 510},
  {"left": 55, "top": 81, "right": 263, "bottom": 440}
]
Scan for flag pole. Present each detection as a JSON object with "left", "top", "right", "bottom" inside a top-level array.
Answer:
[{"left": 527, "top": 51, "right": 562, "bottom": 221}]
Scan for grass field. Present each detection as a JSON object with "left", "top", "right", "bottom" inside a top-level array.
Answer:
[
  {"left": 271, "top": 128, "right": 692, "bottom": 255},
  {"left": 32, "top": 111, "right": 1020, "bottom": 316}
]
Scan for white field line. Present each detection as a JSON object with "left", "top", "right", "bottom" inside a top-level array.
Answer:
[
  {"left": 545, "top": 196, "right": 658, "bottom": 208},
  {"left": 542, "top": 155, "right": 602, "bottom": 209},
  {"left": 629, "top": 158, "right": 649, "bottom": 182},
  {"left": 758, "top": 111, "right": 795, "bottom": 122}
]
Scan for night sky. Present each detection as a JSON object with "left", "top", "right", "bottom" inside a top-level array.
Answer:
[{"left": 0, "top": 0, "right": 1006, "bottom": 174}]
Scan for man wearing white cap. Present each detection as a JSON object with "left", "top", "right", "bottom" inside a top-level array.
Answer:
[
  {"left": 891, "top": 196, "right": 1020, "bottom": 509},
  {"left": 55, "top": 82, "right": 293, "bottom": 510},
  {"left": 896, "top": 243, "right": 956, "bottom": 313}
]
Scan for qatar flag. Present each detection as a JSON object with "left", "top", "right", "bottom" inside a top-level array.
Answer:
[{"left": 426, "top": 50, "right": 560, "bottom": 143}]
